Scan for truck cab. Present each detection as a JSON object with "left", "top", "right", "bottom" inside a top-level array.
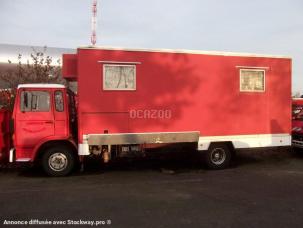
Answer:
[{"left": 11, "top": 84, "right": 77, "bottom": 176}]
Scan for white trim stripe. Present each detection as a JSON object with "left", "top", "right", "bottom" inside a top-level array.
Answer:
[
  {"left": 18, "top": 84, "right": 65, "bottom": 89},
  {"left": 15, "top": 158, "right": 31, "bottom": 162},
  {"left": 236, "top": 66, "right": 270, "bottom": 69},
  {"left": 78, "top": 46, "right": 291, "bottom": 59},
  {"left": 198, "top": 134, "right": 291, "bottom": 150},
  {"left": 98, "top": 61, "right": 141, "bottom": 65}
]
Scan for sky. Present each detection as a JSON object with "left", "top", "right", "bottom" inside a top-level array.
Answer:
[{"left": 0, "top": 0, "right": 302, "bottom": 93}]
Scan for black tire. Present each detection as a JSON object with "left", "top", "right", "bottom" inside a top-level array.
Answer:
[
  {"left": 42, "top": 146, "right": 75, "bottom": 177},
  {"left": 205, "top": 143, "right": 232, "bottom": 170}
]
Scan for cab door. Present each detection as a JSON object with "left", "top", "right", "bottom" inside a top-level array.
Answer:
[
  {"left": 15, "top": 89, "right": 54, "bottom": 150},
  {"left": 53, "top": 89, "right": 69, "bottom": 137}
]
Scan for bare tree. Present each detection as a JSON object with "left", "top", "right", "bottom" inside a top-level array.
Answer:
[{"left": 0, "top": 46, "right": 64, "bottom": 110}]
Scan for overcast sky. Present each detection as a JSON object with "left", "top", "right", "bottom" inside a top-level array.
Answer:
[{"left": 0, "top": 0, "right": 302, "bottom": 93}]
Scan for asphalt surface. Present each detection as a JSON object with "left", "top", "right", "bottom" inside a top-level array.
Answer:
[{"left": 1, "top": 148, "right": 303, "bottom": 228}]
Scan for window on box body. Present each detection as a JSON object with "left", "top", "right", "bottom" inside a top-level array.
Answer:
[
  {"left": 240, "top": 69, "right": 265, "bottom": 92},
  {"left": 103, "top": 64, "right": 136, "bottom": 90}
]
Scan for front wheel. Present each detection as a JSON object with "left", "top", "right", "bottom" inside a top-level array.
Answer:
[
  {"left": 205, "top": 143, "right": 232, "bottom": 170},
  {"left": 42, "top": 146, "right": 75, "bottom": 177}
]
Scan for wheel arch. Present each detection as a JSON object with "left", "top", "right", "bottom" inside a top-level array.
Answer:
[{"left": 34, "top": 139, "right": 78, "bottom": 163}]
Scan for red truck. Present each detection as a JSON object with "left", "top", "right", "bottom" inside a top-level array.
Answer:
[
  {"left": 2, "top": 46, "right": 292, "bottom": 176},
  {"left": 0, "top": 109, "right": 10, "bottom": 164}
]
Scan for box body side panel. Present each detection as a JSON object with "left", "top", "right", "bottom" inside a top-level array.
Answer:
[{"left": 76, "top": 49, "right": 291, "bottom": 143}]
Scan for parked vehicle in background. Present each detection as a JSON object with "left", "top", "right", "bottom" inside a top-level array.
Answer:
[
  {"left": 0, "top": 46, "right": 292, "bottom": 176},
  {"left": 292, "top": 98, "right": 303, "bottom": 149},
  {"left": 0, "top": 109, "right": 10, "bottom": 164}
]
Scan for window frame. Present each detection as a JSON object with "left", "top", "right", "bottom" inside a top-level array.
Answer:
[
  {"left": 102, "top": 64, "right": 136, "bottom": 91},
  {"left": 239, "top": 69, "right": 266, "bottom": 93}
]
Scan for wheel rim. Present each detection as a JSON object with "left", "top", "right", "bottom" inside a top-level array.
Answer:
[
  {"left": 210, "top": 148, "right": 226, "bottom": 165},
  {"left": 48, "top": 153, "right": 68, "bottom": 172}
]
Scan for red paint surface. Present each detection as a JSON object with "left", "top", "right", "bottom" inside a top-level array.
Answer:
[
  {"left": 0, "top": 109, "right": 11, "bottom": 163},
  {"left": 66, "top": 48, "right": 291, "bottom": 143},
  {"left": 62, "top": 54, "right": 78, "bottom": 81}
]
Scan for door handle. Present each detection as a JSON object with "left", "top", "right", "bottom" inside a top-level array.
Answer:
[{"left": 45, "top": 121, "right": 54, "bottom": 124}]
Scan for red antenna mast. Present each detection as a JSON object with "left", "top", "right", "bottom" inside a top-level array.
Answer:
[{"left": 91, "top": 0, "right": 97, "bottom": 46}]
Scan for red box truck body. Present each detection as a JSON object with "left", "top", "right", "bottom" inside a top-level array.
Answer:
[{"left": 63, "top": 47, "right": 291, "bottom": 151}]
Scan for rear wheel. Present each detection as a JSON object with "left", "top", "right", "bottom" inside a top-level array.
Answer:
[
  {"left": 205, "top": 143, "right": 232, "bottom": 169},
  {"left": 42, "top": 146, "right": 75, "bottom": 177}
]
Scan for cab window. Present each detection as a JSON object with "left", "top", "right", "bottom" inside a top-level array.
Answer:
[
  {"left": 21, "top": 91, "right": 50, "bottom": 112},
  {"left": 55, "top": 90, "right": 64, "bottom": 112}
]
